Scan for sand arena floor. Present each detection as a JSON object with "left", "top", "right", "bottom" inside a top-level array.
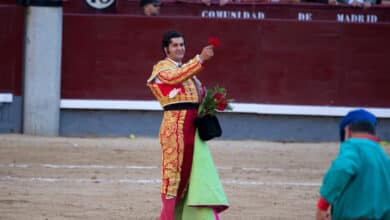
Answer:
[{"left": 1, "top": 134, "right": 389, "bottom": 220}]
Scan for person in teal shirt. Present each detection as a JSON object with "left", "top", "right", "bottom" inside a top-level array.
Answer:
[{"left": 316, "top": 109, "right": 390, "bottom": 220}]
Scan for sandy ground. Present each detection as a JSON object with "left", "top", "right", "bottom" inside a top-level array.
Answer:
[{"left": 0, "top": 134, "right": 389, "bottom": 220}]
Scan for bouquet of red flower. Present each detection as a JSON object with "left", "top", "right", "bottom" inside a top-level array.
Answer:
[
  {"left": 198, "top": 86, "right": 233, "bottom": 117},
  {"left": 196, "top": 86, "right": 233, "bottom": 141}
]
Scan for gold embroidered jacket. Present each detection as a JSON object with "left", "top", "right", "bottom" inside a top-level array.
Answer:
[{"left": 147, "top": 56, "right": 203, "bottom": 107}]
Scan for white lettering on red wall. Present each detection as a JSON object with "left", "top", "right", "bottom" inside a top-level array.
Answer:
[
  {"left": 298, "top": 12, "right": 312, "bottom": 21},
  {"left": 337, "top": 14, "right": 378, "bottom": 23},
  {"left": 201, "top": 10, "right": 380, "bottom": 23},
  {"left": 201, "top": 10, "right": 265, "bottom": 20}
]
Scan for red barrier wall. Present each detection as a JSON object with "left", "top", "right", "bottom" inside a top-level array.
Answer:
[
  {"left": 0, "top": 2, "right": 24, "bottom": 95},
  {"left": 62, "top": 1, "right": 390, "bottom": 107}
]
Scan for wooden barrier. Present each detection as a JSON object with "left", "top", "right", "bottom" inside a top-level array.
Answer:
[{"left": 61, "top": 1, "right": 390, "bottom": 108}]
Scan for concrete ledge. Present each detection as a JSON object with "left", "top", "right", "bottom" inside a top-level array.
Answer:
[
  {"left": 0, "top": 93, "right": 13, "bottom": 103},
  {"left": 60, "top": 109, "right": 390, "bottom": 141},
  {"left": 61, "top": 99, "right": 390, "bottom": 118},
  {"left": 61, "top": 99, "right": 161, "bottom": 111},
  {"left": 0, "top": 96, "right": 22, "bottom": 133}
]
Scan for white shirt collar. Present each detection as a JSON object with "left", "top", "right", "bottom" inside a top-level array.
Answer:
[{"left": 167, "top": 57, "right": 182, "bottom": 67}]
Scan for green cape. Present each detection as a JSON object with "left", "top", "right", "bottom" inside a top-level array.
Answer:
[{"left": 175, "top": 130, "right": 229, "bottom": 220}]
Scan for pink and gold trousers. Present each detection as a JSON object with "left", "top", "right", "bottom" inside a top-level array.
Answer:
[{"left": 159, "top": 108, "right": 197, "bottom": 198}]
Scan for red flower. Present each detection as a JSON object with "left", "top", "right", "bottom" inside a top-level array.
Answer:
[
  {"left": 198, "top": 86, "right": 233, "bottom": 117},
  {"left": 208, "top": 37, "right": 220, "bottom": 48},
  {"left": 217, "top": 100, "right": 228, "bottom": 111},
  {"left": 214, "top": 92, "right": 223, "bottom": 101}
]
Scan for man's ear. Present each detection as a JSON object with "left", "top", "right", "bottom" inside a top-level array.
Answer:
[
  {"left": 164, "top": 47, "right": 169, "bottom": 55},
  {"left": 344, "top": 126, "right": 351, "bottom": 140}
]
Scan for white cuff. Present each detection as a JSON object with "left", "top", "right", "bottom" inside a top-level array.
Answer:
[{"left": 196, "top": 54, "right": 203, "bottom": 64}]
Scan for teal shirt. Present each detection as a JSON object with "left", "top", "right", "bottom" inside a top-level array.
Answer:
[{"left": 320, "top": 138, "right": 390, "bottom": 220}]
